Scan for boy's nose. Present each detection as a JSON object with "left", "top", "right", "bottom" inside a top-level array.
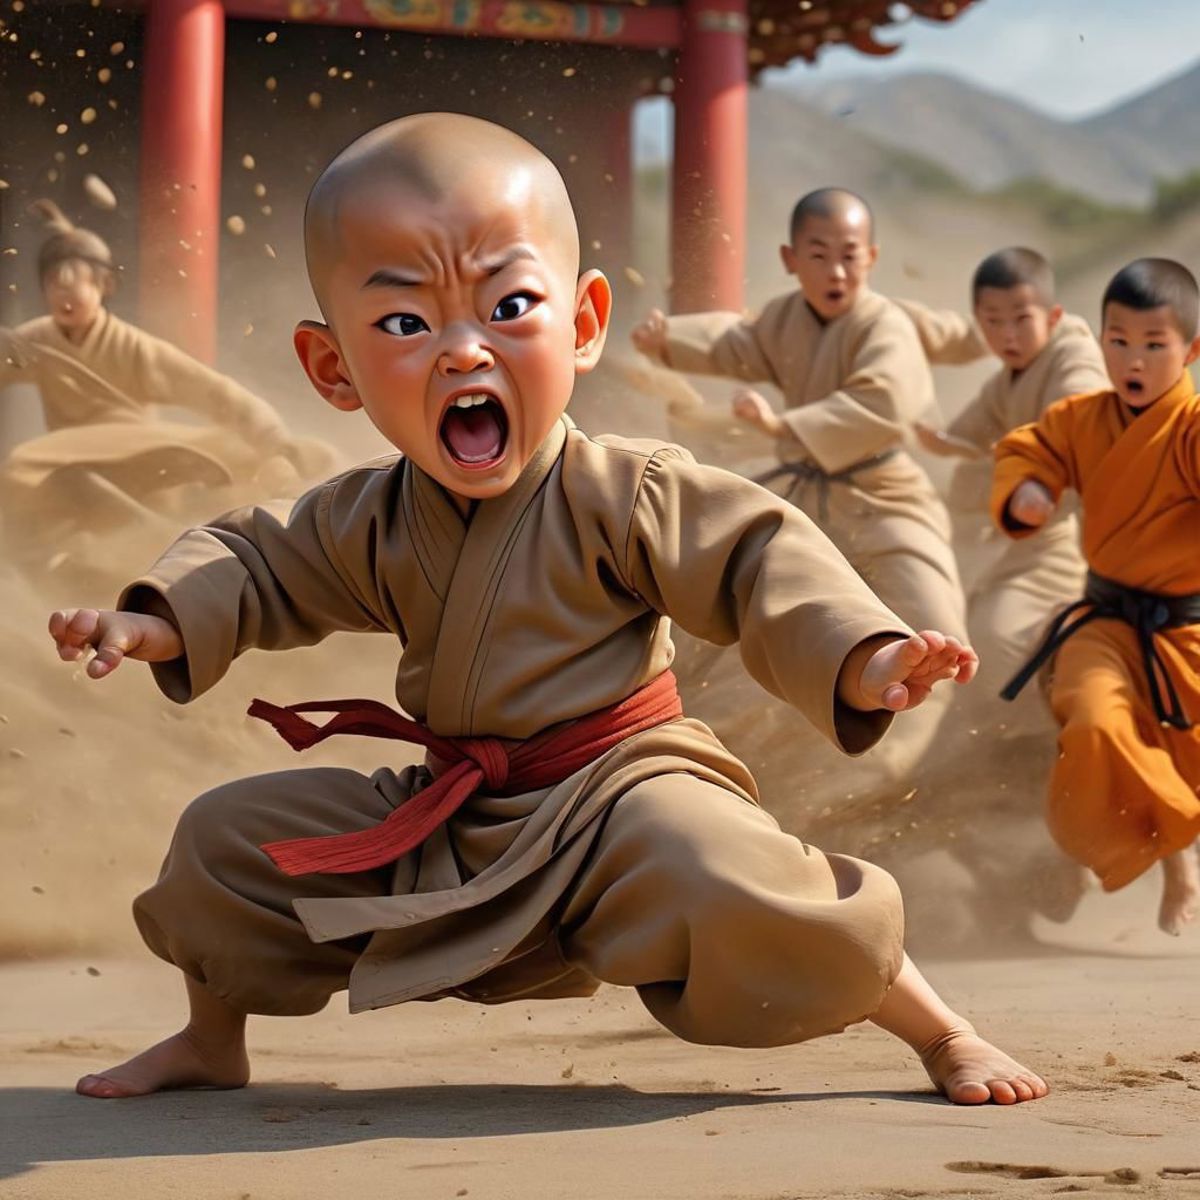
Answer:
[
  {"left": 437, "top": 333, "right": 495, "bottom": 376},
  {"left": 830, "top": 264, "right": 848, "bottom": 281}
]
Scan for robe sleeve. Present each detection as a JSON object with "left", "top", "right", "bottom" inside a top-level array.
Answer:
[
  {"left": 990, "top": 398, "right": 1080, "bottom": 538},
  {"left": 624, "top": 448, "right": 912, "bottom": 755},
  {"left": 895, "top": 298, "right": 990, "bottom": 365},
  {"left": 118, "top": 467, "right": 398, "bottom": 703},
  {"left": 658, "top": 309, "right": 778, "bottom": 383},
  {"left": 0, "top": 325, "right": 44, "bottom": 388},
  {"left": 780, "top": 308, "right": 929, "bottom": 473},
  {"left": 1180, "top": 406, "right": 1200, "bottom": 499},
  {"left": 946, "top": 375, "right": 1005, "bottom": 451},
  {"left": 1044, "top": 348, "right": 1110, "bottom": 409},
  {"left": 130, "top": 329, "right": 291, "bottom": 451}
]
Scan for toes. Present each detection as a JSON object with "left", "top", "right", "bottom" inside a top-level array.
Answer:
[
  {"left": 986, "top": 1079, "right": 1019, "bottom": 1105},
  {"left": 946, "top": 1078, "right": 992, "bottom": 1105},
  {"left": 1008, "top": 1077, "right": 1034, "bottom": 1102},
  {"left": 76, "top": 1073, "right": 127, "bottom": 1099}
]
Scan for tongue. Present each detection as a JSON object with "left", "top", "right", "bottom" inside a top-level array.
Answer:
[{"left": 442, "top": 403, "right": 505, "bottom": 464}]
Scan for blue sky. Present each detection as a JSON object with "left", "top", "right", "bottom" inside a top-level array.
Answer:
[{"left": 635, "top": 2, "right": 1200, "bottom": 161}]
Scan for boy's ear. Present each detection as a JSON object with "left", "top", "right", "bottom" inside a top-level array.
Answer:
[
  {"left": 573, "top": 269, "right": 612, "bottom": 375},
  {"left": 1185, "top": 335, "right": 1200, "bottom": 368},
  {"left": 866, "top": 243, "right": 880, "bottom": 269},
  {"left": 294, "top": 320, "right": 362, "bottom": 412},
  {"left": 1047, "top": 303, "right": 1064, "bottom": 333},
  {"left": 779, "top": 244, "right": 798, "bottom": 274}
]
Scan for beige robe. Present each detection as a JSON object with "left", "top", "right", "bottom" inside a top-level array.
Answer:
[
  {"left": 0, "top": 310, "right": 291, "bottom": 500},
  {"left": 654, "top": 289, "right": 965, "bottom": 641},
  {"left": 123, "top": 417, "right": 908, "bottom": 1041},
  {"left": 903, "top": 304, "right": 1110, "bottom": 702}
]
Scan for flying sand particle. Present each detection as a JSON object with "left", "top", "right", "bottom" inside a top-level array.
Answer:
[
  {"left": 226, "top": 214, "right": 246, "bottom": 234},
  {"left": 83, "top": 172, "right": 118, "bottom": 210}
]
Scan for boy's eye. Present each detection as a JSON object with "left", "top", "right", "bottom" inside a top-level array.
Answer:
[
  {"left": 491, "top": 292, "right": 536, "bottom": 322},
  {"left": 377, "top": 313, "right": 429, "bottom": 337},
  {"left": 1109, "top": 336, "right": 1127, "bottom": 347},
  {"left": 1147, "top": 342, "right": 1165, "bottom": 351}
]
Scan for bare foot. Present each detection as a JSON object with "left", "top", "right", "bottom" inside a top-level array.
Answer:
[
  {"left": 76, "top": 1028, "right": 250, "bottom": 1099},
  {"left": 918, "top": 1026, "right": 1049, "bottom": 1105},
  {"left": 1158, "top": 848, "right": 1200, "bottom": 937}
]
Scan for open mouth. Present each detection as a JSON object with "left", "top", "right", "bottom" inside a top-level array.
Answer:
[
  {"left": 1125, "top": 378, "right": 1145, "bottom": 397},
  {"left": 439, "top": 391, "right": 509, "bottom": 468},
  {"left": 825, "top": 289, "right": 847, "bottom": 304}
]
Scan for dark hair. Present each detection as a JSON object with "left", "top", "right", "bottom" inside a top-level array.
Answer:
[
  {"left": 789, "top": 188, "right": 874, "bottom": 243},
  {"left": 1102, "top": 258, "right": 1199, "bottom": 339},
  {"left": 29, "top": 198, "right": 115, "bottom": 284},
  {"left": 971, "top": 247, "right": 1054, "bottom": 307}
]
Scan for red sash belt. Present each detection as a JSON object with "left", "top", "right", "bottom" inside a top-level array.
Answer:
[{"left": 249, "top": 671, "right": 682, "bottom": 877}]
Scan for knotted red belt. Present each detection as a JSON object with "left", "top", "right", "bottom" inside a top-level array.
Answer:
[{"left": 248, "top": 671, "right": 682, "bottom": 877}]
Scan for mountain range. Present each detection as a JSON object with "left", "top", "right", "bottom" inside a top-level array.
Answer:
[{"left": 772, "top": 58, "right": 1200, "bottom": 207}]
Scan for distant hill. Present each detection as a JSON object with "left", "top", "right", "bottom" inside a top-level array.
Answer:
[
  {"left": 776, "top": 65, "right": 1200, "bottom": 207},
  {"left": 1080, "top": 59, "right": 1200, "bottom": 180},
  {"left": 779, "top": 72, "right": 1155, "bottom": 204}
]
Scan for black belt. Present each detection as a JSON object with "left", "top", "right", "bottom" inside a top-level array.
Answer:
[
  {"left": 754, "top": 448, "right": 899, "bottom": 521},
  {"left": 1001, "top": 570, "right": 1200, "bottom": 729}
]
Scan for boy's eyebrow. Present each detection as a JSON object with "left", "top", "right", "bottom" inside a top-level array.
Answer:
[
  {"left": 477, "top": 247, "right": 538, "bottom": 276},
  {"left": 363, "top": 267, "right": 424, "bottom": 289}
]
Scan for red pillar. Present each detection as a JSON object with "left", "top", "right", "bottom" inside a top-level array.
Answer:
[
  {"left": 670, "top": 0, "right": 747, "bottom": 313},
  {"left": 138, "top": 0, "right": 225, "bottom": 362}
]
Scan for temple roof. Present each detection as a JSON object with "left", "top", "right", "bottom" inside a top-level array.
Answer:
[{"left": 744, "top": 0, "right": 981, "bottom": 72}]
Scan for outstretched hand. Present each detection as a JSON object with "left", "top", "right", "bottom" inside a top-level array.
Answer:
[
  {"left": 844, "top": 631, "right": 978, "bottom": 713},
  {"left": 1, "top": 325, "right": 34, "bottom": 370},
  {"left": 914, "top": 422, "right": 954, "bottom": 456},
  {"left": 1007, "top": 479, "right": 1055, "bottom": 528},
  {"left": 731, "top": 388, "right": 785, "bottom": 437},
  {"left": 631, "top": 308, "right": 668, "bottom": 357},
  {"left": 48, "top": 608, "right": 183, "bottom": 679}
]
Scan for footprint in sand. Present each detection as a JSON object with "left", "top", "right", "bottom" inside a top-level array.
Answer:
[{"left": 944, "top": 1162, "right": 1140, "bottom": 1185}]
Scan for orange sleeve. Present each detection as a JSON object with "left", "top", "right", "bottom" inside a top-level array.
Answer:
[
  {"left": 990, "top": 396, "right": 1080, "bottom": 538},
  {"left": 1181, "top": 405, "right": 1200, "bottom": 498}
]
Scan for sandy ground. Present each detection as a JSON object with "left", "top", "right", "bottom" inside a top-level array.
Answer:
[{"left": 2, "top": 879, "right": 1199, "bottom": 1200}]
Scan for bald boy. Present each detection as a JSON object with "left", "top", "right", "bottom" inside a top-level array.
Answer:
[
  {"left": 633, "top": 189, "right": 966, "bottom": 776},
  {"left": 50, "top": 116, "right": 1044, "bottom": 1107}
]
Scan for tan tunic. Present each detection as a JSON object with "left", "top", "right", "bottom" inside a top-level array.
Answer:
[
  {"left": 0, "top": 310, "right": 290, "bottom": 497},
  {"left": 898, "top": 298, "right": 990, "bottom": 367},
  {"left": 903, "top": 305, "right": 1110, "bottom": 698},
  {"left": 3, "top": 310, "right": 286, "bottom": 440},
  {"left": 652, "top": 289, "right": 965, "bottom": 641},
  {"left": 124, "top": 417, "right": 909, "bottom": 1031}
]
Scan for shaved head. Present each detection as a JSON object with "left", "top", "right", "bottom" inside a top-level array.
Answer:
[
  {"left": 789, "top": 187, "right": 874, "bottom": 244},
  {"left": 1103, "top": 257, "right": 1199, "bottom": 339},
  {"left": 304, "top": 113, "right": 580, "bottom": 319},
  {"left": 972, "top": 247, "right": 1055, "bottom": 307}
]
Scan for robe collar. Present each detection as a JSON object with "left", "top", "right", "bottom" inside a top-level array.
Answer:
[
  {"left": 416, "top": 415, "right": 573, "bottom": 733},
  {"left": 1081, "top": 372, "right": 1196, "bottom": 545},
  {"left": 47, "top": 305, "right": 110, "bottom": 358}
]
